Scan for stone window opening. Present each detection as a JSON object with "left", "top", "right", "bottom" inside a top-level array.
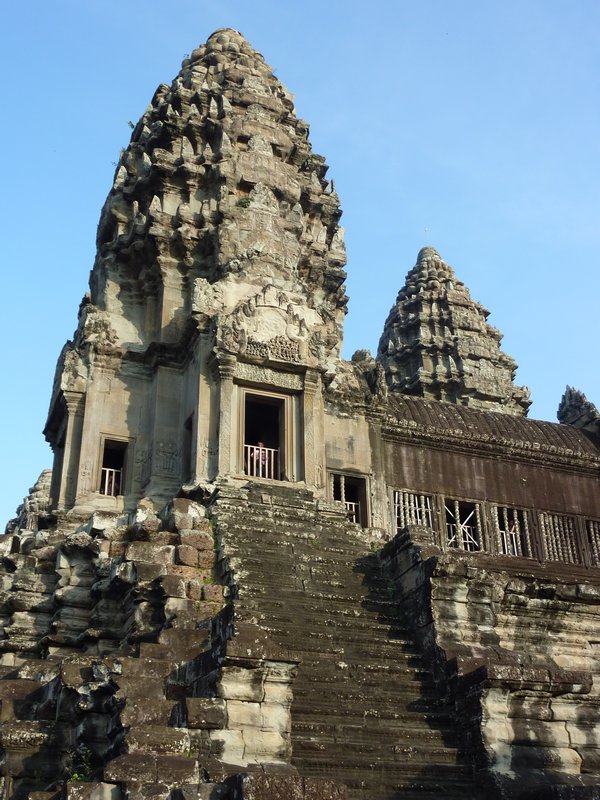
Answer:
[
  {"left": 445, "top": 499, "right": 482, "bottom": 552},
  {"left": 491, "top": 505, "right": 532, "bottom": 557},
  {"left": 243, "top": 394, "right": 284, "bottom": 480},
  {"left": 331, "top": 473, "right": 368, "bottom": 527},
  {"left": 394, "top": 490, "right": 434, "bottom": 532},
  {"left": 99, "top": 440, "right": 127, "bottom": 496},
  {"left": 539, "top": 512, "right": 580, "bottom": 564},
  {"left": 586, "top": 519, "right": 600, "bottom": 566}
]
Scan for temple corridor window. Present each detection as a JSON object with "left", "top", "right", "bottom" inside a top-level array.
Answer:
[
  {"left": 538, "top": 512, "right": 580, "bottom": 564},
  {"left": 394, "top": 490, "right": 434, "bottom": 532},
  {"left": 99, "top": 439, "right": 127, "bottom": 496},
  {"left": 491, "top": 506, "right": 532, "bottom": 557},
  {"left": 586, "top": 519, "right": 600, "bottom": 566},
  {"left": 330, "top": 473, "right": 368, "bottom": 527},
  {"left": 445, "top": 499, "right": 482, "bottom": 552}
]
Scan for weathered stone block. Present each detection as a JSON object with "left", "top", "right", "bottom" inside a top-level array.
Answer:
[
  {"left": 179, "top": 529, "right": 213, "bottom": 551},
  {"left": 186, "top": 579, "right": 203, "bottom": 600},
  {"left": 67, "top": 782, "right": 122, "bottom": 800},
  {"left": 260, "top": 701, "right": 289, "bottom": 733},
  {"left": 125, "top": 542, "right": 175, "bottom": 565},
  {"left": 203, "top": 583, "right": 224, "bottom": 602},
  {"left": 218, "top": 665, "right": 264, "bottom": 702},
  {"left": 226, "top": 699, "right": 262, "bottom": 728},
  {"left": 210, "top": 728, "right": 245, "bottom": 763},
  {"left": 197, "top": 550, "right": 216, "bottom": 569},
  {"left": 136, "top": 562, "right": 167, "bottom": 581},
  {"left": 104, "top": 753, "right": 157, "bottom": 783},
  {"left": 510, "top": 744, "right": 582, "bottom": 772},
  {"left": 177, "top": 544, "right": 199, "bottom": 566},
  {"left": 127, "top": 725, "right": 190, "bottom": 754},
  {"left": 161, "top": 574, "right": 187, "bottom": 597},
  {"left": 155, "top": 754, "right": 199, "bottom": 784},
  {"left": 242, "top": 728, "right": 288, "bottom": 759},
  {"left": 186, "top": 697, "right": 227, "bottom": 729}
]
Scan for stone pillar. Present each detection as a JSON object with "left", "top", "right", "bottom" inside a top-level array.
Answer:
[
  {"left": 217, "top": 354, "right": 237, "bottom": 477},
  {"left": 196, "top": 334, "right": 213, "bottom": 482},
  {"left": 302, "top": 369, "right": 322, "bottom": 490},
  {"left": 366, "top": 406, "right": 387, "bottom": 531},
  {"left": 57, "top": 391, "right": 85, "bottom": 511}
]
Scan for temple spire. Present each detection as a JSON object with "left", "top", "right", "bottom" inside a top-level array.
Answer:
[{"left": 377, "top": 247, "right": 530, "bottom": 415}]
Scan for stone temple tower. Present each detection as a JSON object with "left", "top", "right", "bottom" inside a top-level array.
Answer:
[
  {"left": 44, "top": 28, "right": 347, "bottom": 514},
  {"left": 377, "top": 246, "right": 531, "bottom": 415},
  {"left": 4, "top": 28, "right": 600, "bottom": 800}
]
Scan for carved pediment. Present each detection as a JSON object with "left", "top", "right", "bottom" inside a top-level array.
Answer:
[{"left": 214, "top": 283, "right": 341, "bottom": 368}]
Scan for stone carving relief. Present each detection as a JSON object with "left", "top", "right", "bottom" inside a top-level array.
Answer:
[
  {"left": 76, "top": 303, "right": 119, "bottom": 355},
  {"left": 78, "top": 462, "right": 93, "bottom": 495},
  {"left": 214, "top": 283, "right": 339, "bottom": 368},
  {"left": 59, "top": 346, "right": 89, "bottom": 394},
  {"left": 134, "top": 448, "right": 152, "bottom": 485},
  {"left": 233, "top": 362, "right": 304, "bottom": 391},
  {"left": 154, "top": 441, "right": 181, "bottom": 476}
]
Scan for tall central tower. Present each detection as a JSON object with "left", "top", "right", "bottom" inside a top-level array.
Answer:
[{"left": 44, "top": 29, "right": 347, "bottom": 513}]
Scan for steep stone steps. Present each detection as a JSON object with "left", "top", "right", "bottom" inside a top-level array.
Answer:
[{"left": 211, "top": 482, "right": 478, "bottom": 800}]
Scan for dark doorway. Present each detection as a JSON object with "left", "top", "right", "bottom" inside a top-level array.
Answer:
[
  {"left": 99, "top": 440, "right": 127, "bottom": 496},
  {"left": 244, "top": 395, "right": 284, "bottom": 480}
]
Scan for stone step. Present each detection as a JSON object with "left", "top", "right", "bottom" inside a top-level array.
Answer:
[
  {"left": 212, "top": 491, "right": 475, "bottom": 800},
  {"left": 294, "top": 753, "right": 473, "bottom": 777},
  {"left": 292, "top": 685, "right": 442, "bottom": 709},
  {"left": 292, "top": 705, "right": 446, "bottom": 728},
  {"left": 292, "top": 719, "right": 455, "bottom": 746}
]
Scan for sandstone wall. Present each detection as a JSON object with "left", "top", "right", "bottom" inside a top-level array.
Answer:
[{"left": 381, "top": 529, "right": 600, "bottom": 798}]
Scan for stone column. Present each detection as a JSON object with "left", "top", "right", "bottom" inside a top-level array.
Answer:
[
  {"left": 302, "top": 369, "right": 322, "bottom": 489},
  {"left": 366, "top": 405, "right": 387, "bottom": 531},
  {"left": 216, "top": 353, "right": 237, "bottom": 477},
  {"left": 57, "top": 390, "right": 85, "bottom": 511}
]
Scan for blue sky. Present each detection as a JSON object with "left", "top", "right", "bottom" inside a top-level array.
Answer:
[{"left": 1, "top": 0, "right": 599, "bottom": 524}]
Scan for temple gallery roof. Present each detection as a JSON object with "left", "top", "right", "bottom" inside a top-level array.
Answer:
[{"left": 386, "top": 393, "right": 600, "bottom": 460}]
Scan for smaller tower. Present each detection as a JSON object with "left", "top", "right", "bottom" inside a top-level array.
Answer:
[{"left": 377, "top": 247, "right": 530, "bottom": 415}]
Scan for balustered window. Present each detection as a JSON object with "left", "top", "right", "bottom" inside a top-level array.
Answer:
[
  {"left": 330, "top": 472, "right": 368, "bottom": 527},
  {"left": 394, "top": 490, "right": 434, "bottom": 532},
  {"left": 445, "top": 499, "right": 482, "bottom": 552},
  {"left": 491, "top": 506, "right": 532, "bottom": 557},
  {"left": 586, "top": 519, "right": 600, "bottom": 566},
  {"left": 538, "top": 512, "right": 580, "bottom": 564}
]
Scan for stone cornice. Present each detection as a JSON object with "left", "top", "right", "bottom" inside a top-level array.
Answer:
[{"left": 382, "top": 415, "right": 600, "bottom": 476}]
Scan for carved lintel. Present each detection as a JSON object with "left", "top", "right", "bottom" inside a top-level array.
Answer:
[{"left": 234, "top": 362, "right": 303, "bottom": 392}]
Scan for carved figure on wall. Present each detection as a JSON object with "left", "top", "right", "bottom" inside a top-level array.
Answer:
[
  {"left": 134, "top": 449, "right": 152, "bottom": 484},
  {"left": 155, "top": 441, "right": 181, "bottom": 475},
  {"left": 79, "top": 462, "right": 92, "bottom": 494}
]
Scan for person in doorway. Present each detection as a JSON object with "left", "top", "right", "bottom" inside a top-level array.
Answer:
[{"left": 253, "top": 441, "right": 268, "bottom": 476}]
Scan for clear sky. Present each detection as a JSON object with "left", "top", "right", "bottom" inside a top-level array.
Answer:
[{"left": 1, "top": 0, "right": 599, "bottom": 525}]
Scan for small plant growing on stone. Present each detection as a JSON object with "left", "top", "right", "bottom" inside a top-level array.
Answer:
[
  {"left": 68, "top": 745, "right": 93, "bottom": 783},
  {"left": 236, "top": 197, "right": 251, "bottom": 208}
]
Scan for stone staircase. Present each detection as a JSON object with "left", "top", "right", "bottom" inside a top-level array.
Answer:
[{"left": 210, "top": 481, "right": 480, "bottom": 800}]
